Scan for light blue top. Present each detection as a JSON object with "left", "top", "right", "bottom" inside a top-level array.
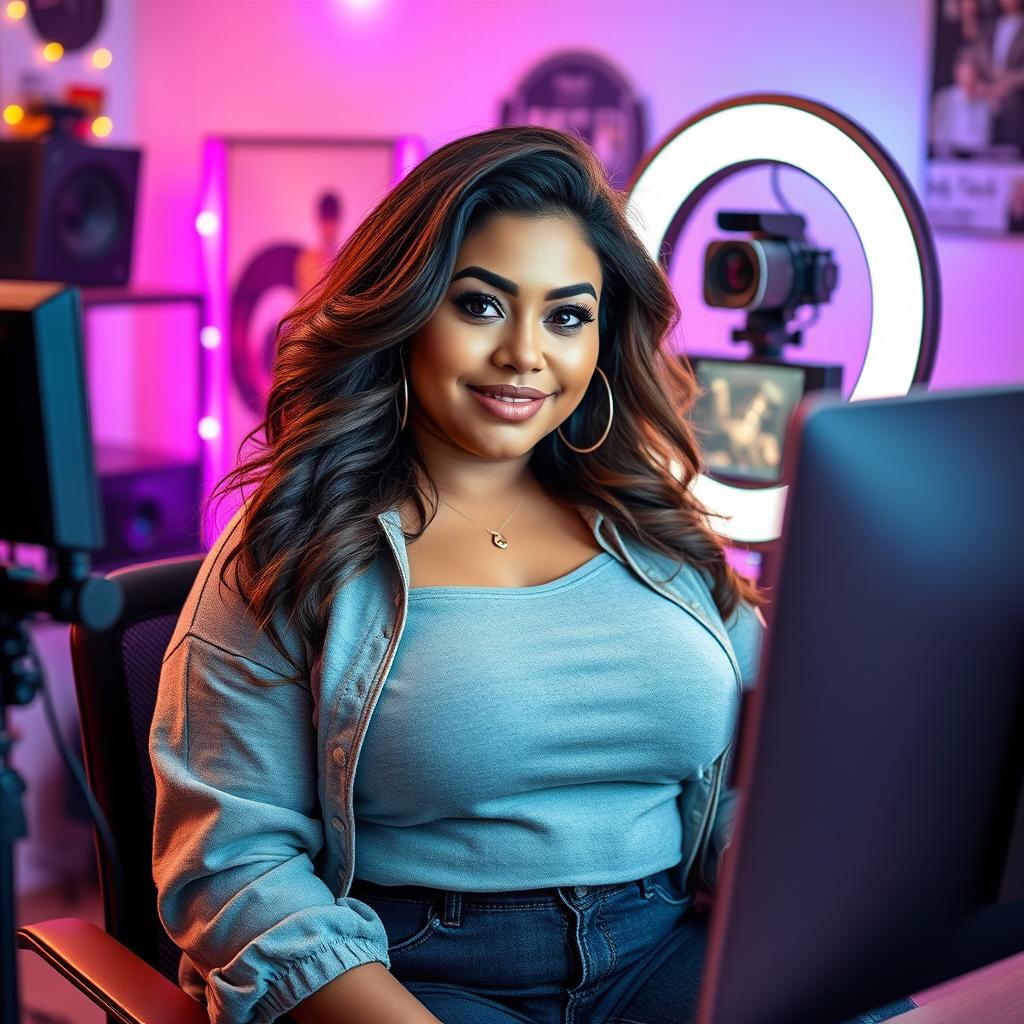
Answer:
[
  {"left": 151, "top": 501, "right": 763, "bottom": 1024},
  {"left": 353, "top": 549, "right": 738, "bottom": 889}
]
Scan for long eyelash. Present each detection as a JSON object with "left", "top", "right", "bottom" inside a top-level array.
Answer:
[
  {"left": 555, "top": 303, "right": 596, "bottom": 325},
  {"left": 452, "top": 289, "right": 503, "bottom": 316}
]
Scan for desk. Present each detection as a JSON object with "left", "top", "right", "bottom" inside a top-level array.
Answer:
[{"left": 893, "top": 951, "right": 1024, "bottom": 1022}]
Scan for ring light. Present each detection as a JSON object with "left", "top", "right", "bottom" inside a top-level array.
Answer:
[{"left": 625, "top": 93, "right": 941, "bottom": 543}]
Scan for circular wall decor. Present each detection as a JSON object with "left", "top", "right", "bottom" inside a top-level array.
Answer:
[{"left": 28, "top": 0, "right": 105, "bottom": 51}]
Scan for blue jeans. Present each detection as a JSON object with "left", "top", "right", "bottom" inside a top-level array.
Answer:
[{"left": 347, "top": 867, "right": 918, "bottom": 1023}]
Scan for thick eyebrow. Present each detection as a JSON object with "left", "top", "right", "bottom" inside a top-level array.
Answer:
[{"left": 450, "top": 266, "right": 597, "bottom": 302}]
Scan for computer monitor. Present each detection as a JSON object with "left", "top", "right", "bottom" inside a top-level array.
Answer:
[
  {"left": 686, "top": 356, "right": 842, "bottom": 485},
  {"left": 0, "top": 280, "right": 104, "bottom": 550},
  {"left": 700, "top": 383, "right": 1024, "bottom": 1024}
]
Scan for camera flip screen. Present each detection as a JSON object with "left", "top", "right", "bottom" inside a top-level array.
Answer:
[{"left": 690, "top": 357, "right": 807, "bottom": 484}]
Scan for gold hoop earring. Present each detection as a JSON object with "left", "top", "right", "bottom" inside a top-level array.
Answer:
[{"left": 556, "top": 365, "right": 614, "bottom": 454}]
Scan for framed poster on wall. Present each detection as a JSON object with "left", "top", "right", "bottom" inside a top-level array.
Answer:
[
  {"left": 925, "top": 0, "right": 1024, "bottom": 233},
  {"left": 197, "top": 134, "right": 425, "bottom": 540},
  {"left": 500, "top": 49, "right": 646, "bottom": 190}
]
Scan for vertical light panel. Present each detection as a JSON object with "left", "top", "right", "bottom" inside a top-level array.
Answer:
[{"left": 197, "top": 136, "right": 229, "bottom": 546}]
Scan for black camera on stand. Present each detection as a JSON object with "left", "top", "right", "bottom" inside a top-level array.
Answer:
[
  {"left": 0, "top": 281, "right": 123, "bottom": 1024},
  {"left": 703, "top": 211, "right": 839, "bottom": 357}
]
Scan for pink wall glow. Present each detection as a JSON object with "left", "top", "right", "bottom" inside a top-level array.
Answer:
[{"left": 129, "top": 0, "right": 1023, "bottom": 496}]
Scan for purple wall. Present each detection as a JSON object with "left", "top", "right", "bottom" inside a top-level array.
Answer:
[
  {"left": 5, "top": 0, "right": 1019, "bottom": 478},
  {"left": 132, "top": 0, "right": 1022, "bottom": 413}
]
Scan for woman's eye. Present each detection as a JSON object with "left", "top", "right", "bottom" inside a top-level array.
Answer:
[
  {"left": 453, "top": 292, "right": 502, "bottom": 319},
  {"left": 547, "top": 305, "right": 596, "bottom": 332},
  {"left": 452, "top": 292, "right": 595, "bottom": 332}
]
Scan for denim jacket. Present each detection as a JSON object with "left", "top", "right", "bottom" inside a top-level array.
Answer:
[{"left": 150, "top": 503, "right": 765, "bottom": 1023}]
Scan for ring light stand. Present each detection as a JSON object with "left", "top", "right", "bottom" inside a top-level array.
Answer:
[{"left": 624, "top": 93, "right": 941, "bottom": 564}]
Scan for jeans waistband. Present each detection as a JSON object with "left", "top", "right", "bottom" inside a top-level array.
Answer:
[{"left": 349, "top": 866, "right": 675, "bottom": 904}]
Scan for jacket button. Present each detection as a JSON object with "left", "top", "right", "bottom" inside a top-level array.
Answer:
[
  {"left": 573, "top": 885, "right": 589, "bottom": 897},
  {"left": 381, "top": 622, "right": 392, "bottom": 639},
  {"left": 332, "top": 816, "right": 346, "bottom": 831},
  {"left": 332, "top": 746, "right": 347, "bottom": 768}
]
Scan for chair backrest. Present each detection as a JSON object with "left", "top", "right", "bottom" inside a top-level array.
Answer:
[{"left": 70, "top": 553, "right": 204, "bottom": 985}]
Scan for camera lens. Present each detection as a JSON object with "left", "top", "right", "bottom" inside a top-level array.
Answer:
[
  {"left": 719, "top": 245, "right": 755, "bottom": 294},
  {"left": 704, "top": 241, "right": 759, "bottom": 308}
]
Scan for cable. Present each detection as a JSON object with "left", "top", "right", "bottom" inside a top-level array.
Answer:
[
  {"left": 770, "top": 163, "right": 824, "bottom": 336},
  {"left": 788, "top": 304, "right": 821, "bottom": 333},
  {"left": 770, "top": 162, "right": 796, "bottom": 214},
  {"left": 769, "top": 163, "right": 819, "bottom": 248}
]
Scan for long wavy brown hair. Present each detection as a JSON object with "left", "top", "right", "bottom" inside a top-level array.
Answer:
[{"left": 207, "top": 124, "right": 767, "bottom": 682}]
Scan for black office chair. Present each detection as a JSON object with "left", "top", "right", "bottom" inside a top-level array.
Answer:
[{"left": 17, "top": 553, "right": 208, "bottom": 1024}]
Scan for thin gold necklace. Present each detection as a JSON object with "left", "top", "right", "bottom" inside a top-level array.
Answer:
[{"left": 439, "top": 493, "right": 526, "bottom": 550}]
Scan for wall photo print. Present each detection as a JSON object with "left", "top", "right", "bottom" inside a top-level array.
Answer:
[
  {"left": 199, "top": 135, "right": 424, "bottom": 537},
  {"left": 926, "top": 0, "right": 1024, "bottom": 233}
]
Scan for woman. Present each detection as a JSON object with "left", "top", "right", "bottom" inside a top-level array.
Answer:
[{"left": 150, "top": 125, "right": 917, "bottom": 1024}]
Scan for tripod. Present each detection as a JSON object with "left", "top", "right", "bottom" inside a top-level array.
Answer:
[{"left": 0, "top": 556, "right": 121, "bottom": 1024}]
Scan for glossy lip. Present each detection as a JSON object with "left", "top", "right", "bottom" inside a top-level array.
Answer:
[
  {"left": 468, "top": 383, "right": 553, "bottom": 399},
  {"left": 467, "top": 384, "right": 552, "bottom": 422}
]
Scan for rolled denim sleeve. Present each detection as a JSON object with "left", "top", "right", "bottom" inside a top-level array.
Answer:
[
  {"left": 150, "top": 634, "right": 391, "bottom": 1024},
  {"left": 703, "top": 598, "right": 766, "bottom": 890}
]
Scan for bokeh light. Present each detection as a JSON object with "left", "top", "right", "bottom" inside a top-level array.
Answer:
[
  {"left": 3, "top": 104, "right": 25, "bottom": 126},
  {"left": 42, "top": 41, "right": 64, "bottom": 62},
  {"left": 91, "top": 115, "right": 113, "bottom": 138},
  {"left": 198, "top": 416, "right": 222, "bottom": 441},
  {"left": 195, "top": 210, "right": 220, "bottom": 236},
  {"left": 5, "top": 1, "right": 27, "bottom": 20},
  {"left": 92, "top": 47, "right": 113, "bottom": 70},
  {"left": 200, "top": 326, "right": 222, "bottom": 349}
]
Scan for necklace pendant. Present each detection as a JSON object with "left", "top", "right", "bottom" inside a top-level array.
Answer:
[{"left": 490, "top": 531, "right": 509, "bottom": 550}]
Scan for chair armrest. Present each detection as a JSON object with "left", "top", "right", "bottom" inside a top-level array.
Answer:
[{"left": 17, "top": 917, "right": 208, "bottom": 1024}]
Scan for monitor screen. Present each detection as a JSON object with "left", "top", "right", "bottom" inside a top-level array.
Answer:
[{"left": 689, "top": 358, "right": 807, "bottom": 484}]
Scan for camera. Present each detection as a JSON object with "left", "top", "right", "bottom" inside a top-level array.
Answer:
[{"left": 703, "top": 211, "right": 838, "bottom": 355}]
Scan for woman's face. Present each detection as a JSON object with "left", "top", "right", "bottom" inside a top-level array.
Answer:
[{"left": 405, "top": 212, "right": 604, "bottom": 463}]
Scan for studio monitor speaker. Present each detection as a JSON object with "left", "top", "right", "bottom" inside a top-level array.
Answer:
[
  {"left": 0, "top": 136, "right": 141, "bottom": 286},
  {"left": 92, "top": 446, "right": 202, "bottom": 569}
]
